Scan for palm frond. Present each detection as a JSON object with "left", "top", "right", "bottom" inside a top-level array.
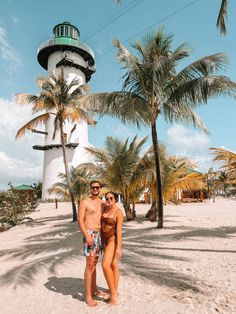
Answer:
[
  {"left": 216, "top": 0, "right": 228, "bottom": 35},
  {"left": 15, "top": 113, "right": 50, "bottom": 139},
  {"left": 80, "top": 92, "right": 151, "bottom": 128}
]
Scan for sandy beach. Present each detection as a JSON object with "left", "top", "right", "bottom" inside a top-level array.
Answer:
[{"left": 0, "top": 198, "right": 236, "bottom": 314}]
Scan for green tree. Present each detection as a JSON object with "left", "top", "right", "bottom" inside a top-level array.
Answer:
[
  {"left": 47, "top": 166, "right": 91, "bottom": 205},
  {"left": 82, "top": 135, "right": 148, "bottom": 220},
  {"left": 15, "top": 72, "right": 97, "bottom": 222},
  {"left": 113, "top": 29, "right": 236, "bottom": 228}
]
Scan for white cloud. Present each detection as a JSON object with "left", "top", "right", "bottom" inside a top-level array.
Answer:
[
  {"left": 167, "top": 124, "right": 210, "bottom": 154},
  {"left": 0, "top": 25, "right": 22, "bottom": 67},
  {"left": 107, "top": 123, "right": 136, "bottom": 139},
  {"left": 167, "top": 124, "right": 213, "bottom": 171},
  {"left": 0, "top": 97, "right": 43, "bottom": 189}
]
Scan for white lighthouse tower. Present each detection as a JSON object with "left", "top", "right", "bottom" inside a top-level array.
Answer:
[{"left": 35, "top": 21, "right": 96, "bottom": 199}]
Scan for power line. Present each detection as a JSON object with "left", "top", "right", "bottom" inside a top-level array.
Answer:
[
  {"left": 83, "top": 0, "right": 144, "bottom": 41},
  {"left": 96, "top": 0, "right": 202, "bottom": 61}
]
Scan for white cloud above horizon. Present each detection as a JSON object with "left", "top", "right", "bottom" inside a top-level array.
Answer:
[
  {"left": 0, "top": 97, "right": 43, "bottom": 189},
  {"left": 167, "top": 124, "right": 213, "bottom": 171},
  {"left": 0, "top": 25, "right": 22, "bottom": 68}
]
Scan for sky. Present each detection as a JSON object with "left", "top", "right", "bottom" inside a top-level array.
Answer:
[{"left": 0, "top": 0, "right": 236, "bottom": 189}]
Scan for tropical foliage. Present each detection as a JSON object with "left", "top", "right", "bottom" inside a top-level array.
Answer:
[
  {"left": 0, "top": 184, "right": 33, "bottom": 231},
  {"left": 210, "top": 147, "right": 236, "bottom": 186},
  {"left": 112, "top": 28, "right": 236, "bottom": 228},
  {"left": 47, "top": 166, "right": 91, "bottom": 204},
  {"left": 133, "top": 147, "right": 206, "bottom": 221},
  {"left": 81, "top": 135, "right": 148, "bottom": 220}
]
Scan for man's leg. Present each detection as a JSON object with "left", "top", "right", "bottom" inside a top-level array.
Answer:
[
  {"left": 84, "top": 256, "right": 97, "bottom": 306},
  {"left": 91, "top": 256, "right": 98, "bottom": 295}
]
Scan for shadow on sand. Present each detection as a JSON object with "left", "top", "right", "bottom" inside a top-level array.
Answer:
[{"left": 0, "top": 210, "right": 236, "bottom": 294}]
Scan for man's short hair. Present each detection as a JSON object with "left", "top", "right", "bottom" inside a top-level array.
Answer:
[{"left": 90, "top": 180, "right": 102, "bottom": 187}]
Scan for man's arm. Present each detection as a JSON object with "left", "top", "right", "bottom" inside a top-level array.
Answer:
[{"left": 78, "top": 200, "right": 93, "bottom": 246}]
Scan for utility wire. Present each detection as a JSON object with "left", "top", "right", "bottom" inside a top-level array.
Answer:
[
  {"left": 83, "top": 0, "right": 144, "bottom": 41},
  {"left": 96, "top": 0, "right": 202, "bottom": 61}
]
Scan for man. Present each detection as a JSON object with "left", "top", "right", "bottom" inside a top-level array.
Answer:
[{"left": 78, "top": 180, "right": 106, "bottom": 307}]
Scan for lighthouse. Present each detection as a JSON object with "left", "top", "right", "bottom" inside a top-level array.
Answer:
[{"left": 34, "top": 21, "right": 96, "bottom": 199}]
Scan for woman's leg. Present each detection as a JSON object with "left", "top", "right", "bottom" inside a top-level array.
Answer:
[
  {"left": 102, "top": 237, "right": 117, "bottom": 303},
  {"left": 111, "top": 253, "right": 119, "bottom": 291}
]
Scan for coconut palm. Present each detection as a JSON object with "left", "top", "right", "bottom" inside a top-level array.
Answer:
[
  {"left": 47, "top": 166, "right": 91, "bottom": 204},
  {"left": 135, "top": 147, "right": 205, "bottom": 221},
  {"left": 82, "top": 135, "right": 148, "bottom": 220},
  {"left": 15, "top": 72, "right": 97, "bottom": 222},
  {"left": 210, "top": 147, "right": 236, "bottom": 184},
  {"left": 112, "top": 29, "right": 236, "bottom": 227}
]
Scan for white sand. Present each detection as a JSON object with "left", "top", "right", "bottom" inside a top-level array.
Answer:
[{"left": 0, "top": 198, "right": 236, "bottom": 314}]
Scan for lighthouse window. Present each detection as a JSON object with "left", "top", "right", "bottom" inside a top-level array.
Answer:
[
  {"left": 65, "top": 26, "right": 68, "bottom": 37},
  {"left": 69, "top": 27, "right": 73, "bottom": 38}
]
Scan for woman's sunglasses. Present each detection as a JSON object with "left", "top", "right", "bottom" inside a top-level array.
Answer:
[{"left": 105, "top": 197, "right": 114, "bottom": 201}]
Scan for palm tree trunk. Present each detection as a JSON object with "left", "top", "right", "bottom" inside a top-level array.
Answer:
[
  {"left": 123, "top": 202, "right": 134, "bottom": 220},
  {"left": 151, "top": 121, "right": 164, "bottom": 228},
  {"left": 145, "top": 200, "right": 158, "bottom": 222},
  {"left": 59, "top": 120, "right": 77, "bottom": 222}
]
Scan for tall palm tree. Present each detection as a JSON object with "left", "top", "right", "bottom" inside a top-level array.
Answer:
[
  {"left": 15, "top": 72, "right": 97, "bottom": 222},
  {"left": 112, "top": 29, "right": 236, "bottom": 228},
  {"left": 82, "top": 135, "right": 148, "bottom": 220}
]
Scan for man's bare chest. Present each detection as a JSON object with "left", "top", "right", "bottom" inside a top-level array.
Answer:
[{"left": 86, "top": 203, "right": 102, "bottom": 216}]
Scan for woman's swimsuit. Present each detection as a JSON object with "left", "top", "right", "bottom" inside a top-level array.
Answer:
[{"left": 101, "top": 209, "right": 118, "bottom": 243}]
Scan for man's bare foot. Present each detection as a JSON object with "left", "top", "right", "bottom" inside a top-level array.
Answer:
[{"left": 86, "top": 299, "right": 98, "bottom": 307}]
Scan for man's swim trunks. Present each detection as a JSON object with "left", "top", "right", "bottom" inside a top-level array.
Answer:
[{"left": 83, "top": 230, "right": 102, "bottom": 257}]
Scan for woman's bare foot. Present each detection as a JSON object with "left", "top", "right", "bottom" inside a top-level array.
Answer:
[
  {"left": 108, "top": 294, "right": 117, "bottom": 304},
  {"left": 86, "top": 299, "right": 97, "bottom": 307}
]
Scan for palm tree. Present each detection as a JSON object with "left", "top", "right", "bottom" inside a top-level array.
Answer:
[
  {"left": 48, "top": 166, "right": 91, "bottom": 204},
  {"left": 112, "top": 29, "right": 236, "bottom": 228},
  {"left": 135, "top": 147, "right": 205, "bottom": 220},
  {"left": 210, "top": 147, "right": 236, "bottom": 184},
  {"left": 82, "top": 135, "right": 148, "bottom": 220},
  {"left": 15, "top": 72, "right": 97, "bottom": 222}
]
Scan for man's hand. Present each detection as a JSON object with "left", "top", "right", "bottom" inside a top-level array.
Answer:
[{"left": 86, "top": 234, "right": 94, "bottom": 246}]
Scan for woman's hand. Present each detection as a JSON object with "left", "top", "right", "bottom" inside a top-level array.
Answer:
[{"left": 116, "top": 248, "right": 122, "bottom": 259}]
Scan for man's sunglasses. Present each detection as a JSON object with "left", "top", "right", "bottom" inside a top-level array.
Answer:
[
  {"left": 106, "top": 197, "right": 114, "bottom": 201},
  {"left": 91, "top": 186, "right": 100, "bottom": 190}
]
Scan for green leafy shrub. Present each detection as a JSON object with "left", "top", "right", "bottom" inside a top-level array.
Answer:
[{"left": 0, "top": 184, "right": 33, "bottom": 231}]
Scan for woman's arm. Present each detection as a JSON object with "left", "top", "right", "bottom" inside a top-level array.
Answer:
[{"left": 116, "top": 209, "right": 124, "bottom": 259}]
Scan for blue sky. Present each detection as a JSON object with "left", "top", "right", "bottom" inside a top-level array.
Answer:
[{"left": 0, "top": 0, "right": 236, "bottom": 189}]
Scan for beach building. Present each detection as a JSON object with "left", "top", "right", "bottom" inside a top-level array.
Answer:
[{"left": 34, "top": 22, "right": 96, "bottom": 199}]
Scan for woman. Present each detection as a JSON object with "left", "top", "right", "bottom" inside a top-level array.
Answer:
[{"left": 101, "top": 191, "right": 123, "bottom": 304}]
